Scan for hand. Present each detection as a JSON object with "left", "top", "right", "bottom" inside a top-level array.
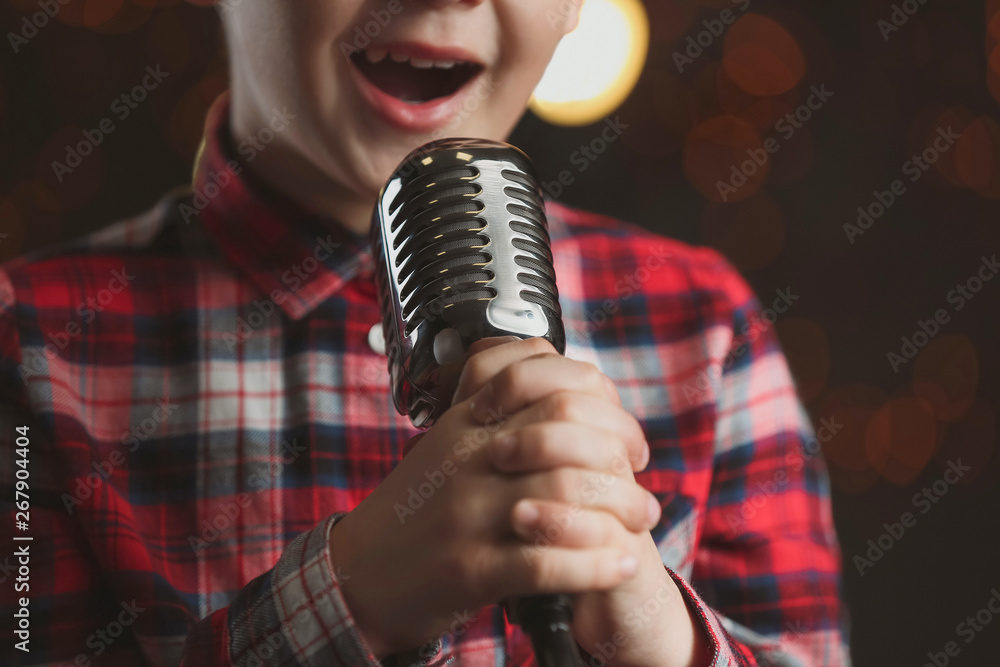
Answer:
[
  {"left": 465, "top": 345, "right": 711, "bottom": 667},
  {"left": 327, "top": 337, "right": 654, "bottom": 658}
]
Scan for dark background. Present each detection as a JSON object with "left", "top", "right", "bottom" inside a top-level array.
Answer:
[{"left": 3, "top": 0, "right": 1000, "bottom": 664}]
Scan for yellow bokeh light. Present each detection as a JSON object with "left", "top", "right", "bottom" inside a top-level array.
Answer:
[{"left": 529, "top": 0, "right": 649, "bottom": 127}]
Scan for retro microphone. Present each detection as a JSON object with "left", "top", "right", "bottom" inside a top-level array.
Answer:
[{"left": 371, "top": 138, "right": 581, "bottom": 667}]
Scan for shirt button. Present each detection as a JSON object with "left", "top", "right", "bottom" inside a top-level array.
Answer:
[{"left": 368, "top": 323, "right": 386, "bottom": 355}]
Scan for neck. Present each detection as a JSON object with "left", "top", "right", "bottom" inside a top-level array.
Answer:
[{"left": 228, "top": 107, "right": 374, "bottom": 237}]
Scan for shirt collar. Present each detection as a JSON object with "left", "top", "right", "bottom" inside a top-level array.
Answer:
[
  {"left": 190, "top": 91, "right": 572, "bottom": 321},
  {"left": 191, "top": 91, "right": 374, "bottom": 321}
]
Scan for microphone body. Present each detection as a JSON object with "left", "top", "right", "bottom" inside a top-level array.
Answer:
[{"left": 371, "top": 138, "right": 580, "bottom": 667}]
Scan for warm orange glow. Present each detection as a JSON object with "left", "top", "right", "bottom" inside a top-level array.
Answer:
[
  {"left": 932, "top": 399, "right": 995, "bottom": 485},
  {"left": 913, "top": 334, "right": 979, "bottom": 421},
  {"left": 818, "top": 385, "right": 886, "bottom": 473},
  {"left": 954, "top": 118, "right": 995, "bottom": 189},
  {"left": 865, "top": 397, "right": 938, "bottom": 485},
  {"left": 722, "top": 15, "right": 805, "bottom": 97},
  {"left": 683, "top": 115, "right": 768, "bottom": 202}
]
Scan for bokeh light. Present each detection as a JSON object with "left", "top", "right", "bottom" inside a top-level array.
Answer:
[
  {"left": 722, "top": 14, "right": 805, "bottom": 97},
  {"left": 683, "top": 114, "right": 768, "bottom": 202},
  {"left": 912, "top": 334, "right": 979, "bottom": 422},
  {"left": 865, "top": 396, "right": 938, "bottom": 486},
  {"left": 530, "top": 0, "right": 649, "bottom": 126},
  {"left": 932, "top": 398, "right": 995, "bottom": 485}
]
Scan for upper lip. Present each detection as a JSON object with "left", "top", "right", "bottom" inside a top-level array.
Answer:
[{"left": 351, "top": 41, "right": 485, "bottom": 66}]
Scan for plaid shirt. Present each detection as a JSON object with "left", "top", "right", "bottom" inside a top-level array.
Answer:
[{"left": 0, "top": 92, "right": 850, "bottom": 667}]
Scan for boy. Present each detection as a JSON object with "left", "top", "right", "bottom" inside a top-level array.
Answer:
[{"left": 0, "top": 1, "right": 850, "bottom": 665}]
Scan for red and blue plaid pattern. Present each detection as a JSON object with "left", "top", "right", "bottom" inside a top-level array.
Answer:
[{"left": 0, "top": 93, "right": 849, "bottom": 666}]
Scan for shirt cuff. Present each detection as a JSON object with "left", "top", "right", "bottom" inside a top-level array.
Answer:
[
  {"left": 226, "top": 512, "right": 447, "bottom": 667},
  {"left": 664, "top": 566, "right": 756, "bottom": 667}
]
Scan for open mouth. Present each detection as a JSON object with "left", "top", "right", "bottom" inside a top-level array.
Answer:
[{"left": 350, "top": 49, "right": 483, "bottom": 105}]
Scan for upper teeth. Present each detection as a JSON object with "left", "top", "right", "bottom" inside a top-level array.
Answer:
[{"left": 362, "top": 49, "right": 460, "bottom": 69}]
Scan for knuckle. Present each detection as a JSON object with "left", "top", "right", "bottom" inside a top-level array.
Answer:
[
  {"left": 545, "top": 392, "right": 578, "bottom": 422},
  {"left": 601, "top": 513, "right": 626, "bottom": 546},
  {"left": 609, "top": 436, "right": 632, "bottom": 473},
  {"left": 531, "top": 423, "right": 561, "bottom": 460},
  {"left": 496, "top": 363, "right": 527, "bottom": 397},
  {"left": 524, "top": 336, "right": 557, "bottom": 356},
  {"left": 550, "top": 467, "right": 580, "bottom": 503},
  {"left": 630, "top": 488, "right": 651, "bottom": 526},
  {"left": 581, "top": 362, "right": 604, "bottom": 386},
  {"left": 530, "top": 551, "right": 560, "bottom": 590},
  {"left": 454, "top": 545, "right": 491, "bottom": 597}
]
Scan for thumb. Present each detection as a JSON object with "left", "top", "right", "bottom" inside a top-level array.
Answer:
[{"left": 446, "top": 336, "right": 522, "bottom": 407}]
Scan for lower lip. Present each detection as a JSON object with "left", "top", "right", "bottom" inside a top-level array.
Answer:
[{"left": 348, "top": 62, "right": 482, "bottom": 134}]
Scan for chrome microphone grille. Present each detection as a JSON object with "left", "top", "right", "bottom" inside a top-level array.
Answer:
[{"left": 372, "top": 138, "right": 565, "bottom": 427}]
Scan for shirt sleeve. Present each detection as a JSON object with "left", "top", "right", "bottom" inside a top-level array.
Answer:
[
  {"left": 665, "top": 255, "right": 852, "bottom": 666},
  {"left": 180, "top": 512, "right": 448, "bottom": 667},
  {"left": 0, "top": 266, "right": 445, "bottom": 667}
]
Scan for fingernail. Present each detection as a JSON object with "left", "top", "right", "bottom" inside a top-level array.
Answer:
[
  {"left": 469, "top": 383, "right": 495, "bottom": 422},
  {"left": 513, "top": 500, "right": 539, "bottom": 530},
  {"left": 646, "top": 494, "right": 661, "bottom": 527},
  {"left": 619, "top": 553, "right": 638, "bottom": 577},
  {"left": 491, "top": 433, "right": 517, "bottom": 465}
]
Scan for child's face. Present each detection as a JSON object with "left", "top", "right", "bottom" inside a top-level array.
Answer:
[{"left": 223, "top": 0, "right": 581, "bottom": 213}]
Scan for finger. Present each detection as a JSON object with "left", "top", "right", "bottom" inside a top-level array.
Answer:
[
  {"left": 494, "top": 391, "right": 649, "bottom": 472},
  {"left": 508, "top": 499, "right": 631, "bottom": 551},
  {"left": 451, "top": 336, "right": 559, "bottom": 406},
  {"left": 492, "top": 544, "right": 638, "bottom": 598},
  {"left": 486, "top": 421, "right": 638, "bottom": 475},
  {"left": 509, "top": 466, "right": 660, "bottom": 533},
  {"left": 401, "top": 432, "right": 426, "bottom": 457},
  {"left": 467, "top": 355, "right": 621, "bottom": 424}
]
